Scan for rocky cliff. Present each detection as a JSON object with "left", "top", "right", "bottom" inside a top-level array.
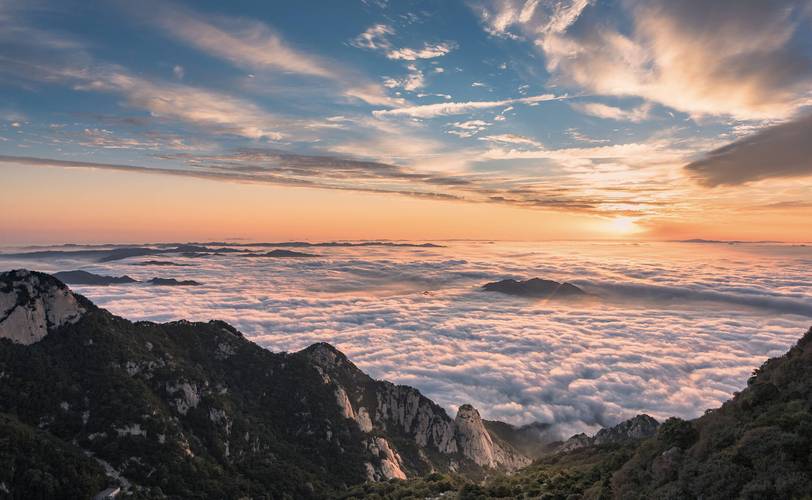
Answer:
[
  {"left": 0, "top": 270, "right": 86, "bottom": 344},
  {"left": 299, "top": 342, "right": 530, "bottom": 479},
  {"left": 0, "top": 270, "right": 531, "bottom": 499}
]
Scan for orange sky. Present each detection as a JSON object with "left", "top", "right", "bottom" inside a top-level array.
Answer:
[{"left": 2, "top": 164, "right": 809, "bottom": 244}]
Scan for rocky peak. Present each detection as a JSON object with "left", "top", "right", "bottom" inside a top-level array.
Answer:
[
  {"left": 301, "top": 342, "right": 354, "bottom": 372},
  {"left": 455, "top": 404, "right": 497, "bottom": 467},
  {"left": 559, "top": 414, "right": 660, "bottom": 452},
  {"left": 453, "top": 404, "right": 531, "bottom": 469},
  {"left": 0, "top": 269, "right": 86, "bottom": 345},
  {"left": 593, "top": 414, "right": 659, "bottom": 445}
]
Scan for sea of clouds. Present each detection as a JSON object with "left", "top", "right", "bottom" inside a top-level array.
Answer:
[{"left": 2, "top": 240, "right": 810, "bottom": 439}]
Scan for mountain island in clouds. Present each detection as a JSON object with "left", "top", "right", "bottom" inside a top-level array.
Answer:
[{"left": 1, "top": 0, "right": 811, "bottom": 499}]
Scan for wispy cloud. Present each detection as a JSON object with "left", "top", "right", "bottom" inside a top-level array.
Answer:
[
  {"left": 351, "top": 23, "right": 456, "bottom": 60},
  {"left": 373, "top": 93, "right": 562, "bottom": 118},
  {"left": 0, "top": 152, "right": 646, "bottom": 215},
  {"left": 571, "top": 102, "right": 653, "bottom": 123},
  {"left": 386, "top": 42, "right": 456, "bottom": 61},
  {"left": 147, "top": 4, "right": 400, "bottom": 106},
  {"left": 479, "top": 134, "right": 543, "bottom": 147}
]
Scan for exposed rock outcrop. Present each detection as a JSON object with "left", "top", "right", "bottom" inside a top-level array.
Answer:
[
  {"left": 455, "top": 404, "right": 530, "bottom": 469},
  {"left": 0, "top": 270, "right": 85, "bottom": 344},
  {"left": 558, "top": 414, "right": 660, "bottom": 452},
  {"left": 301, "top": 343, "right": 530, "bottom": 473},
  {"left": 593, "top": 414, "right": 659, "bottom": 445}
]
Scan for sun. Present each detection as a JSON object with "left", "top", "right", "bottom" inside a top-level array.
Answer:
[{"left": 607, "top": 216, "right": 641, "bottom": 235}]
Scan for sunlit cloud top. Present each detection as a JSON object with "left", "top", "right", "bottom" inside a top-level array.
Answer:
[{"left": 1, "top": 0, "right": 811, "bottom": 242}]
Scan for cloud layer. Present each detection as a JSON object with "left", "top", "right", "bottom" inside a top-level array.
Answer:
[{"left": 3, "top": 240, "right": 809, "bottom": 439}]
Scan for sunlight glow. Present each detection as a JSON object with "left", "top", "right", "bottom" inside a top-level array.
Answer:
[{"left": 607, "top": 216, "right": 641, "bottom": 235}]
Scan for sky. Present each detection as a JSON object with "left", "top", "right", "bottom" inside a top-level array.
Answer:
[{"left": 1, "top": 0, "right": 812, "bottom": 242}]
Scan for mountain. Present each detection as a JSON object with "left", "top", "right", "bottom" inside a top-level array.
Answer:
[
  {"left": 53, "top": 270, "right": 138, "bottom": 286},
  {"left": 0, "top": 270, "right": 86, "bottom": 345},
  {"left": 2, "top": 269, "right": 810, "bottom": 499},
  {"left": 0, "top": 270, "right": 530, "bottom": 499},
  {"left": 482, "top": 278, "right": 586, "bottom": 299},
  {"left": 556, "top": 414, "right": 659, "bottom": 453},
  {"left": 130, "top": 261, "right": 194, "bottom": 267},
  {"left": 146, "top": 278, "right": 202, "bottom": 287}
]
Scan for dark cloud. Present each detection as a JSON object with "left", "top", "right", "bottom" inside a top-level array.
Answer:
[{"left": 685, "top": 113, "right": 812, "bottom": 186}]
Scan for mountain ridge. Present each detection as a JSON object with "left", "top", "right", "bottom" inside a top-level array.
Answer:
[{"left": 0, "top": 269, "right": 535, "bottom": 499}]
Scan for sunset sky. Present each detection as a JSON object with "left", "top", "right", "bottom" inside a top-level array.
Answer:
[{"left": 1, "top": 0, "right": 811, "bottom": 243}]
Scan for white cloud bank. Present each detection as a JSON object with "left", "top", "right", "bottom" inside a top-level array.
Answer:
[{"left": 5, "top": 240, "right": 809, "bottom": 438}]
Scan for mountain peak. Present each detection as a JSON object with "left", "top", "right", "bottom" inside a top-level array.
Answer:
[
  {"left": 454, "top": 403, "right": 531, "bottom": 469},
  {"left": 299, "top": 341, "right": 356, "bottom": 372},
  {"left": 558, "top": 413, "right": 660, "bottom": 452},
  {"left": 482, "top": 278, "right": 586, "bottom": 299},
  {"left": 0, "top": 269, "right": 86, "bottom": 345}
]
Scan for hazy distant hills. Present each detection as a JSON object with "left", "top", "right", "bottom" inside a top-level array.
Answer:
[
  {"left": 53, "top": 270, "right": 138, "bottom": 286},
  {"left": 1, "top": 269, "right": 810, "bottom": 499},
  {"left": 1, "top": 241, "right": 442, "bottom": 264},
  {"left": 54, "top": 270, "right": 201, "bottom": 287}
]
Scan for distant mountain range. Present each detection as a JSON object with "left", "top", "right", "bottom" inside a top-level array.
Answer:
[
  {"left": 53, "top": 270, "right": 201, "bottom": 287},
  {"left": 1, "top": 241, "right": 442, "bottom": 264},
  {"left": 0, "top": 269, "right": 810, "bottom": 499}
]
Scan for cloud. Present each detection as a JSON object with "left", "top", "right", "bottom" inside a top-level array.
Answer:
[
  {"left": 82, "top": 69, "right": 288, "bottom": 140},
  {"left": 147, "top": 5, "right": 399, "bottom": 106},
  {"left": 0, "top": 152, "right": 641, "bottom": 215},
  {"left": 474, "top": 0, "right": 812, "bottom": 120},
  {"left": 447, "top": 120, "right": 491, "bottom": 138},
  {"left": 351, "top": 23, "right": 456, "bottom": 60},
  {"left": 373, "top": 93, "right": 562, "bottom": 118},
  {"left": 383, "top": 64, "right": 425, "bottom": 92},
  {"left": 5, "top": 241, "right": 809, "bottom": 437},
  {"left": 480, "top": 134, "right": 543, "bottom": 147},
  {"left": 685, "top": 113, "right": 812, "bottom": 186},
  {"left": 386, "top": 42, "right": 456, "bottom": 61},
  {"left": 571, "top": 101, "right": 652, "bottom": 122},
  {"left": 350, "top": 24, "right": 396, "bottom": 51}
]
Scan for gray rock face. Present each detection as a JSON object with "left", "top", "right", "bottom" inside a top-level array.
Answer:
[
  {"left": 454, "top": 404, "right": 530, "bottom": 469},
  {"left": 374, "top": 383, "right": 458, "bottom": 454},
  {"left": 301, "top": 344, "right": 530, "bottom": 473},
  {"left": 0, "top": 270, "right": 85, "bottom": 344},
  {"left": 559, "top": 414, "right": 660, "bottom": 452},
  {"left": 593, "top": 414, "right": 660, "bottom": 445}
]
